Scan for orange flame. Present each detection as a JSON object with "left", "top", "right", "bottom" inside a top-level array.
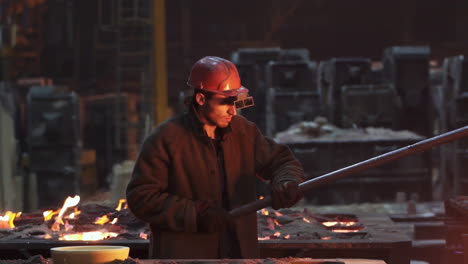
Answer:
[
  {"left": 260, "top": 209, "right": 269, "bottom": 216},
  {"left": 273, "top": 219, "right": 282, "bottom": 226},
  {"left": 43, "top": 210, "right": 59, "bottom": 221},
  {"left": 51, "top": 195, "right": 80, "bottom": 231},
  {"left": 0, "top": 211, "right": 18, "bottom": 228},
  {"left": 284, "top": 234, "right": 291, "bottom": 239},
  {"left": 139, "top": 232, "right": 148, "bottom": 240},
  {"left": 59, "top": 231, "right": 118, "bottom": 241},
  {"left": 322, "top": 221, "right": 357, "bottom": 227},
  {"left": 273, "top": 231, "right": 281, "bottom": 237},
  {"left": 115, "top": 199, "right": 127, "bottom": 211},
  {"left": 94, "top": 215, "right": 110, "bottom": 225}
]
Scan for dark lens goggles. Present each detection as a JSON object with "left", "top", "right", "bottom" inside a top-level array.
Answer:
[{"left": 234, "top": 96, "right": 254, "bottom": 109}]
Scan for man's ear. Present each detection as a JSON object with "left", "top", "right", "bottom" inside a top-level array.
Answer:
[{"left": 195, "top": 93, "right": 206, "bottom": 106}]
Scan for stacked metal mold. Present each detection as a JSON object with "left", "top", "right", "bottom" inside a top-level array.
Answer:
[{"left": 26, "top": 86, "right": 81, "bottom": 208}]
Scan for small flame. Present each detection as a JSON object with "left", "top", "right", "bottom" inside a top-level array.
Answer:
[
  {"left": 44, "top": 234, "right": 52, "bottom": 239},
  {"left": 110, "top": 218, "right": 118, "bottom": 224},
  {"left": 284, "top": 234, "right": 291, "bottom": 239},
  {"left": 258, "top": 236, "right": 271, "bottom": 240},
  {"left": 51, "top": 195, "right": 80, "bottom": 231},
  {"left": 322, "top": 221, "right": 357, "bottom": 227},
  {"left": 0, "top": 211, "right": 17, "bottom": 228},
  {"left": 139, "top": 232, "right": 148, "bottom": 240},
  {"left": 115, "top": 199, "right": 127, "bottom": 211},
  {"left": 43, "top": 210, "right": 59, "bottom": 221},
  {"left": 274, "top": 211, "right": 283, "bottom": 217},
  {"left": 303, "top": 217, "right": 311, "bottom": 223},
  {"left": 260, "top": 209, "right": 269, "bottom": 216},
  {"left": 94, "top": 215, "right": 110, "bottom": 225},
  {"left": 259, "top": 196, "right": 264, "bottom": 200},
  {"left": 321, "top": 236, "right": 331, "bottom": 240},
  {"left": 273, "top": 231, "right": 281, "bottom": 237},
  {"left": 273, "top": 219, "right": 282, "bottom": 226},
  {"left": 59, "top": 231, "right": 118, "bottom": 241}
]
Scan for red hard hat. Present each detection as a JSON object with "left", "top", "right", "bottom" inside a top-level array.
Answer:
[{"left": 187, "top": 56, "right": 249, "bottom": 97}]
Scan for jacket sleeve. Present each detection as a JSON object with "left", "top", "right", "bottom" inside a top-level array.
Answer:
[
  {"left": 126, "top": 131, "right": 198, "bottom": 232},
  {"left": 253, "top": 126, "right": 305, "bottom": 186}
]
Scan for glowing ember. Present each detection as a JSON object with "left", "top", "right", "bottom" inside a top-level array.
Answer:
[
  {"left": 51, "top": 195, "right": 80, "bottom": 231},
  {"left": 274, "top": 211, "right": 283, "bottom": 217},
  {"left": 273, "top": 219, "right": 282, "bottom": 226},
  {"left": 258, "top": 236, "right": 270, "bottom": 240},
  {"left": 259, "top": 196, "right": 264, "bottom": 200},
  {"left": 331, "top": 229, "right": 361, "bottom": 233},
  {"left": 284, "top": 234, "right": 290, "bottom": 239},
  {"left": 59, "top": 231, "right": 118, "bottom": 241},
  {"left": 0, "top": 211, "right": 18, "bottom": 229},
  {"left": 94, "top": 215, "right": 110, "bottom": 225},
  {"left": 273, "top": 231, "right": 281, "bottom": 237},
  {"left": 139, "top": 232, "right": 148, "bottom": 240},
  {"left": 321, "top": 236, "right": 331, "bottom": 240},
  {"left": 322, "top": 221, "right": 357, "bottom": 227},
  {"left": 115, "top": 199, "right": 128, "bottom": 211},
  {"left": 303, "top": 217, "right": 311, "bottom": 223},
  {"left": 110, "top": 218, "right": 118, "bottom": 224},
  {"left": 260, "top": 209, "right": 269, "bottom": 216}
]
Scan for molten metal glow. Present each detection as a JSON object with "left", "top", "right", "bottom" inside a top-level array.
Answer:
[
  {"left": 115, "top": 199, "right": 127, "bottom": 211},
  {"left": 94, "top": 215, "right": 110, "bottom": 225},
  {"left": 260, "top": 209, "right": 269, "bottom": 216},
  {"left": 110, "top": 218, "right": 118, "bottom": 224},
  {"left": 273, "top": 231, "right": 281, "bottom": 237},
  {"left": 321, "top": 236, "right": 331, "bottom": 240},
  {"left": 59, "top": 231, "right": 118, "bottom": 241},
  {"left": 322, "top": 221, "right": 357, "bottom": 227},
  {"left": 331, "top": 229, "right": 361, "bottom": 233},
  {"left": 284, "top": 234, "right": 291, "bottom": 239},
  {"left": 0, "top": 211, "right": 17, "bottom": 228},
  {"left": 139, "top": 232, "right": 148, "bottom": 240},
  {"left": 303, "top": 217, "right": 311, "bottom": 223}
]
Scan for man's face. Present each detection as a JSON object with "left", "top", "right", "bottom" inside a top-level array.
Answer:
[{"left": 197, "top": 93, "right": 237, "bottom": 128}]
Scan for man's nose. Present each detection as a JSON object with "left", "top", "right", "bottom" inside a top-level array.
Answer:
[{"left": 228, "top": 105, "right": 237, "bottom": 116}]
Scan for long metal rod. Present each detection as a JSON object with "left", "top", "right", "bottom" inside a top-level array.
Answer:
[{"left": 229, "top": 125, "right": 468, "bottom": 218}]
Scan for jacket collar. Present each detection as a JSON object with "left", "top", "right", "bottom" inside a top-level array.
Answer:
[{"left": 185, "top": 105, "right": 232, "bottom": 140}]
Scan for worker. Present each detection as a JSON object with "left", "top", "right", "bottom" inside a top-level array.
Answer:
[{"left": 126, "top": 56, "right": 305, "bottom": 259}]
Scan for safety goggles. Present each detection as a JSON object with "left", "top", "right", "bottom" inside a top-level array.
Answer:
[{"left": 234, "top": 96, "right": 255, "bottom": 109}]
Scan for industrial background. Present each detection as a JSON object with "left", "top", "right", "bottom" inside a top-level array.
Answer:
[{"left": 1, "top": 0, "right": 468, "bottom": 263}]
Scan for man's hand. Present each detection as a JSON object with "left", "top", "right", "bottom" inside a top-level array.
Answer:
[
  {"left": 196, "top": 204, "right": 230, "bottom": 233},
  {"left": 271, "top": 181, "right": 303, "bottom": 210}
]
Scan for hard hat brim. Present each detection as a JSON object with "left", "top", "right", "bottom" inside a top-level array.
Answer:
[{"left": 209, "top": 86, "right": 249, "bottom": 97}]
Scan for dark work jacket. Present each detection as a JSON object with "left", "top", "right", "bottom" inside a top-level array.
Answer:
[{"left": 126, "top": 107, "right": 305, "bottom": 259}]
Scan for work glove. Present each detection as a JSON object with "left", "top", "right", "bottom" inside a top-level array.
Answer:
[
  {"left": 196, "top": 202, "right": 230, "bottom": 233},
  {"left": 271, "top": 181, "right": 303, "bottom": 210}
]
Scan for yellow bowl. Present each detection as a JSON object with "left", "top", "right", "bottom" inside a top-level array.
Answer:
[{"left": 51, "top": 245, "right": 130, "bottom": 264}]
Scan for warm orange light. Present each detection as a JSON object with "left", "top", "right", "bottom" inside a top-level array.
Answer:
[
  {"left": 260, "top": 209, "right": 269, "bottom": 216},
  {"left": 303, "top": 217, "right": 311, "bottom": 223},
  {"left": 321, "top": 236, "right": 331, "bottom": 240},
  {"left": 331, "top": 229, "right": 360, "bottom": 233},
  {"left": 273, "top": 231, "right": 281, "bottom": 237},
  {"left": 115, "top": 199, "right": 127, "bottom": 211},
  {"left": 259, "top": 196, "right": 264, "bottom": 200},
  {"left": 94, "top": 215, "right": 110, "bottom": 225},
  {"left": 322, "top": 221, "right": 338, "bottom": 227},
  {"left": 59, "top": 231, "right": 118, "bottom": 241},
  {"left": 51, "top": 195, "right": 80, "bottom": 231},
  {"left": 139, "top": 232, "right": 148, "bottom": 240},
  {"left": 110, "top": 218, "right": 118, "bottom": 224},
  {"left": 258, "top": 236, "right": 271, "bottom": 240},
  {"left": 284, "top": 234, "right": 291, "bottom": 239},
  {"left": 273, "top": 219, "right": 282, "bottom": 226},
  {"left": 273, "top": 211, "right": 283, "bottom": 217},
  {"left": 0, "top": 211, "right": 17, "bottom": 228},
  {"left": 43, "top": 210, "right": 59, "bottom": 221}
]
